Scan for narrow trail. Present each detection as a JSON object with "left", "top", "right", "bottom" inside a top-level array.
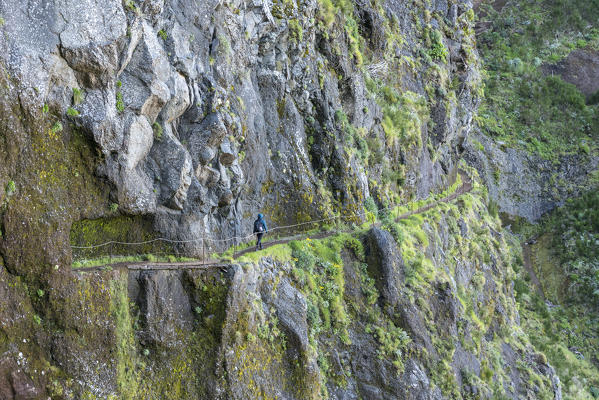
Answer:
[
  {"left": 75, "top": 172, "right": 473, "bottom": 273},
  {"left": 522, "top": 239, "right": 545, "bottom": 300}
]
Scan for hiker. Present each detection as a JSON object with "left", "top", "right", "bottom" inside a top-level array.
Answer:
[{"left": 253, "top": 213, "right": 268, "bottom": 250}]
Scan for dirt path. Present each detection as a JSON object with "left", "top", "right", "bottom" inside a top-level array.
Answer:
[
  {"left": 75, "top": 171, "right": 473, "bottom": 273},
  {"left": 522, "top": 240, "right": 545, "bottom": 300}
]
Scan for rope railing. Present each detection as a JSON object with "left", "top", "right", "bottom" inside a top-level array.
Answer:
[{"left": 71, "top": 171, "right": 472, "bottom": 261}]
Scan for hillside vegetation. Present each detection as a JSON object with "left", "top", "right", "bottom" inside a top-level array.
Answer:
[{"left": 477, "top": 0, "right": 599, "bottom": 159}]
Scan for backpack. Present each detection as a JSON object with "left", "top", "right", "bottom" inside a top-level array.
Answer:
[{"left": 254, "top": 219, "right": 264, "bottom": 233}]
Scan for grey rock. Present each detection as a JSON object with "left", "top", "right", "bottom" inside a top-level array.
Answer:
[
  {"left": 161, "top": 72, "right": 190, "bottom": 123},
  {"left": 263, "top": 279, "right": 309, "bottom": 354},
  {"left": 149, "top": 128, "right": 193, "bottom": 210},
  {"left": 124, "top": 115, "right": 154, "bottom": 170},
  {"left": 219, "top": 139, "right": 236, "bottom": 166},
  {"left": 196, "top": 165, "right": 221, "bottom": 187},
  {"left": 365, "top": 227, "right": 404, "bottom": 307},
  {"left": 134, "top": 271, "right": 194, "bottom": 348},
  {"left": 464, "top": 132, "right": 599, "bottom": 221}
]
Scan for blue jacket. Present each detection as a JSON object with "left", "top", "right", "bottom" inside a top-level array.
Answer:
[{"left": 253, "top": 214, "right": 267, "bottom": 233}]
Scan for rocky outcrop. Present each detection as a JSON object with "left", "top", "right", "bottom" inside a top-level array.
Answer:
[
  {"left": 464, "top": 131, "right": 599, "bottom": 221},
  {"left": 365, "top": 227, "right": 404, "bottom": 307},
  {"left": 542, "top": 49, "right": 599, "bottom": 98}
]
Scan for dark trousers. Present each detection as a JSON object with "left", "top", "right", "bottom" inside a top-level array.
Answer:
[{"left": 256, "top": 233, "right": 264, "bottom": 249}]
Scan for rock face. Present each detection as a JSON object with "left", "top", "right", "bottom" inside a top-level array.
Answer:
[
  {"left": 464, "top": 132, "right": 599, "bottom": 221},
  {"left": 0, "top": 0, "right": 480, "bottom": 258},
  {"left": 542, "top": 49, "right": 599, "bottom": 98},
  {"left": 365, "top": 227, "right": 404, "bottom": 308},
  {"left": 0, "top": 0, "right": 565, "bottom": 399}
]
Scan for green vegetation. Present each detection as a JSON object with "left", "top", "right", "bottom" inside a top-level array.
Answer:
[
  {"left": 158, "top": 29, "right": 167, "bottom": 41},
  {"left": 5, "top": 180, "right": 15, "bottom": 196},
  {"left": 116, "top": 91, "right": 124, "bottom": 113},
  {"left": 373, "top": 322, "right": 411, "bottom": 372},
  {"left": 335, "top": 109, "right": 369, "bottom": 163},
  {"left": 72, "top": 254, "right": 197, "bottom": 269},
  {"left": 510, "top": 187, "right": 599, "bottom": 399},
  {"left": 541, "top": 191, "right": 599, "bottom": 306},
  {"left": 477, "top": 0, "right": 599, "bottom": 158},
  {"left": 50, "top": 121, "right": 63, "bottom": 135},
  {"left": 365, "top": 76, "right": 428, "bottom": 152},
  {"left": 316, "top": 0, "right": 364, "bottom": 65},
  {"left": 288, "top": 19, "right": 303, "bottom": 44},
  {"left": 67, "top": 107, "right": 80, "bottom": 117},
  {"left": 426, "top": 28, "right": 448, "bottom": 63},
  {"left": 70, "top": 215, "right": 175, "bottom": 260},
  {"left": 152, "top": 122, "right": 163, "bottom": 141},
  {"left": 109, "top": 202, "right": 119, "bottom": 212},
  {"left": 111, "top": 276, "right": 139, "bottom": 399},
  {"left": 290, "top": 236, "right": 352, "bottom": 345},
  {"left": 72, "top": 87, "right": 84, "bottom": 105},
  {"left": 124, "top": 0, "right": 141, "bottom": 15}
]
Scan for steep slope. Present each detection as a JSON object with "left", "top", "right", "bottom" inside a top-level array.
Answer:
[
  {"left": 465, "top": 0, "right": 599, "bottom": 221},
  {"left": 511, "top": 191, "right": 599, "bottom": 399},
  {"left": 0, "top": 0, "right": 572, "bottom": 399},
  {"left": 1, "top": 169, "right": 563, "bottom": 399}
]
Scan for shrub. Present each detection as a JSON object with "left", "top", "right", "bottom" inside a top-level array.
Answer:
[
  {"left": 116, "top": 92, "right": 124, "bottom": 113},
  {"left": 72, "top": 87, "right": 84, "bottom": 105},
  {"left": 587, "top": 89, "right": 599, "bottom": 105},
  {"left": 428, "top": 29, "right": 448, "bottom": 63},
  {"left": 5, "top": 180, "right": 15, "bottom": 196},
  {"left": 288, "top": 19, "right": 303, "bottom": 43},
  {"left": 67, "top": 107, "right": 80, "bottom": 117},
  {"left": 317, "top": 0, "right": 335, "bottom": 27},
  {"left": 488, "top": 199, "right": 499, "bottom": 218},
  {"left": 381, "top": 90, "right": 428, "bottom": 149},
  {"left": 364, "top": 197, "right": 378, "bottom": 219},
  {"left": 152, "top": 122, "right": 163, "bottom": 141},
  {"left": 158, "top": 29, "right": 167, "bottom": 41},
  {"left": 50, "top": 122, "right": 63, "bottom": 134}
]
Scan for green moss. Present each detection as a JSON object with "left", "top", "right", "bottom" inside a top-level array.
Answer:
[
  {"left": 67, "top": 107, "right": 80, "bottom": 117},
  {"left": 72, "top": 87, "right": 84, "bottom": 105},
  {"left": 116, "top": 92, "right": 124, "bottom": 113},
  {"left": 111, "top": 275, "right": 139, "bottom": 399},
  {"left": 426, "top": 28, "right": 448, "bottom": 63},
  {"left": 152, "top": 122, "right": 163, "bottom": 141},
  {"left": 70, "top": 215, "right": 173, "bottom": 260},
  {"left": 288, "top": 19, "right": 303, "bottom": 44}
]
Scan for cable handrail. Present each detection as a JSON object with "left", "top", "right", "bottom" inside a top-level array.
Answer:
[{"left": 71, "top": 173, "right": 471, "bottom": 251}]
